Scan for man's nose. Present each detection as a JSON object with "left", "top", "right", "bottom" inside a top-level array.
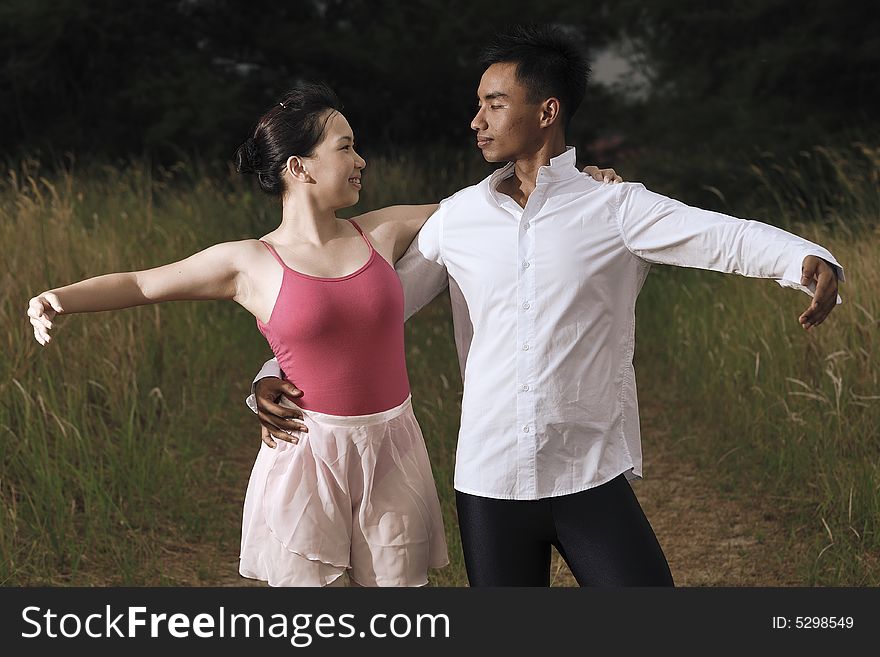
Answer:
[{"left": 470, "top": 107, "right": 487, "bottom": 132}]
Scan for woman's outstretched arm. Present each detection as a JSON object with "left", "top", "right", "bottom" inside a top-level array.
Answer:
[{"left": 27, "top": 241, "right": 247, "bottom": 345}]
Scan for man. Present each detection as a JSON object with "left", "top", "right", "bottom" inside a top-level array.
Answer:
[{"left": 249, "top": 25, "right": 843, "bottom": 586}]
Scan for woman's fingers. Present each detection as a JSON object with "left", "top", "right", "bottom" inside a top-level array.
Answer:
[
  {"left": 27, "top": 296, "right": 57, "bottom": 333},
  {"left": 43, "top": 292, "right": 64, "bottom": 313},
  {"left": 29, "top": 314, "right": 53, "bottom": 330},
  {"left": 28, "top": 301, "right": 55, "bottom": 344},
  {"left": 33, "top": 327, "right": 46, "bottom": 345},
  {"left": 600, "top": 167, "right": 623, "bottom": 183}
]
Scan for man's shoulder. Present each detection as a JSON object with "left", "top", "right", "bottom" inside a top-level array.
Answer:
[{"left": 439, "top": 172, "right": 495, "bottom": 208}]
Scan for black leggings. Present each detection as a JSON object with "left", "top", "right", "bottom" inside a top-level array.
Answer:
[{"left": 455, "top": 473, "right": 674, "bottom": 586}]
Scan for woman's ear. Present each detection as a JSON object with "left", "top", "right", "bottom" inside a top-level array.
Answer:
[{"left": 287, "top": 156, "right": 313, "bottom": 183}]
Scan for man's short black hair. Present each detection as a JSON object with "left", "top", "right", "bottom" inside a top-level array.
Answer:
[{"left": 479, "top": 24, "right": 591, "bottom": 127}]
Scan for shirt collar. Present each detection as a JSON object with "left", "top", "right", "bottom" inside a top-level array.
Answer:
[
  {"left": 538, "top": 146, "right": 580, "bottom": 183},
  {"left": 488, "top": 146, "right": 581, "bottom": 199}
]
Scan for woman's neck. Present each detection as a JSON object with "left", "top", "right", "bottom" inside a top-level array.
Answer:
[{"left": 274, "top": 196, "right": 344, "bottom": 245}]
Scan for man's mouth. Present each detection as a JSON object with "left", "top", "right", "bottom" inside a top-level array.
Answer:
[{"left": 476, "top": 136, "right": 493, "bottom": 148}]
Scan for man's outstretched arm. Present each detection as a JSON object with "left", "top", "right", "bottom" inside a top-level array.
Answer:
[{"left": 615, "top": 182, "right": 844, "bottom": 330}]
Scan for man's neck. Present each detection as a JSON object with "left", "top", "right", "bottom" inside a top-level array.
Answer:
[{"left": 498, "top": 137, "right": 567, "bottom": 208}]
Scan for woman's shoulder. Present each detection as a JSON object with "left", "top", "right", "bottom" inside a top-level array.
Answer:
[
  {"left": 196, "top": 239, "right": 274, "bottom": 269},
  {"left": 224, "top": 237, "right": 274, "bottom": 253}
]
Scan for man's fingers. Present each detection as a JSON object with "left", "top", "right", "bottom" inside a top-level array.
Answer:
[
  {"left": 801, "top": 257, "right": 819, "bottom": 286},
  {"left": 260, "top": 425, "right": 300, "bottom": 447},
  {"left": 267, "top": 426, "right": 300, "bottom": 445},
  {"left": 255, "top": 391, "right": 304, "bottom": 417},
  {"left": 261, "top": 425, "right": 277, "bottom": 449},
  {"left": 799, "top": 293, "right": 835, "bottom": 330},
  {"left": 805, "top": 267, "right": 838, "bottom": 328},
  {"left": 257, "top": 409, "right": 308, "bottom": 434},
  {"left": 812, "top": 276, "right": 833, "bottom": 309},
  {"left": 256, "top": 399, "right": 306, "bottom": 426},
  {"left": 280, "top": 381, "right": 303, "bottom": 400},
  {"left": 259, "top": 425, "right": 301, "bottom": 448}
]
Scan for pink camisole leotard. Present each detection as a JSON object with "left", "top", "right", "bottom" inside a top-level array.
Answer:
[{"left": 256, "top": 220, "right": 411, "bottom": 416}]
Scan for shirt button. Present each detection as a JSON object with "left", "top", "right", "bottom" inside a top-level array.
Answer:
[
  {"left": 522, "top": 343, "right": 529, "bottom": 351},
  {"left": 522, "top": 425, "right": 531, "bottom": 433},
  {"left": 524, "top": 222, "right": 531, "bottom": 230},
  {"left": 522, "top": 261, "right": 530, "bottom": 269},
  {"left": 522, "top": 302, "right": 530, "bottom": 310},
  {"left": 521, "top": 384, "right": 530, "bottom": 391}
]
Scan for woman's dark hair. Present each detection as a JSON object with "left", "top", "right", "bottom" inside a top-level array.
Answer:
[
  {"left": 234, "top": 82, "right": 343, "bottom": 196},
  {"left": 479, "top": 24, "right": 591, "bottom": 128}
]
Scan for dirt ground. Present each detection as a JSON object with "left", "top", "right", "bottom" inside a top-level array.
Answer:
[{"left": 550, "top": 404, "right": 802, "bottom": 587}]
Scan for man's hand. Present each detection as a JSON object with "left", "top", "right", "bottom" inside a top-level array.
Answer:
[
  {"left": 583, "top": 165, "right": 623, "bottom": 183},
  {"left": 254, "top": 377, "right": 307, "bottom": 448},
  {"left": 799, "top": 256, "right": 839, "bottom": 331}
]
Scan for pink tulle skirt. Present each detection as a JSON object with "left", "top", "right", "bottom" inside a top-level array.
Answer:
[{"left": 239, "top": 395, "right": 448, "bottom": 586}]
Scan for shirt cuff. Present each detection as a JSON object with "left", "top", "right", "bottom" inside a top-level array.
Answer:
[
  {"left": 246, "top": 358, "right": 283, "bottom": 413},
  {"left": 776, "top": 250, "right": 845, "bottom": 305}
]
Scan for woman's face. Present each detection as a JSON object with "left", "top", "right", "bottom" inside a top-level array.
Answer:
[{"left": 300, "top": 111, "right": 366, "bottom": 210}]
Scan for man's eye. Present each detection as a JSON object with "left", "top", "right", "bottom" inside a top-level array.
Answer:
[{"left": 491, "top": 105, "right": 503, "bottom": 109}]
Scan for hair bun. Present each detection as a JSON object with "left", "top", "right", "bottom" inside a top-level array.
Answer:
[{"left": 234, "top": 136, "right": 261, "bottom": 174}]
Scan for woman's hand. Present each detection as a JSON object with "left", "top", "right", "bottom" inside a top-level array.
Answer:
[
  {"left": 583, "top": 165, "right": 623, "bottom": 183},
  {"left": 27, "top": 292, "right": 64, "bottom": 346}
]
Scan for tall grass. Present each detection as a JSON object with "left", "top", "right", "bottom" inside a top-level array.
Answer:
[
  {"left": 633, "top": 143, "right": 880, "bottom": 584},
  {"left": 0, "top": 159, "right": 275, "bottom": 584}
]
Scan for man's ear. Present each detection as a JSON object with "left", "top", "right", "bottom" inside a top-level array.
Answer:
[
  {"left": 287, "top": 156, "right": 313, "bottom": 183},
  {"left": 540, "top": 97, "right": 562, "bottom": 128}
]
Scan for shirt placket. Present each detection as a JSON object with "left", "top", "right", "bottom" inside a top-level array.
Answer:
[{"left": 514, "top": 190, "right": 542, "bottom": 498}]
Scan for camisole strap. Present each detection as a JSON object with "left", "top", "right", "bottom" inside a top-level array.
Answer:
[
  {"left": 348, "top": 220, "right": 376, "bottom": 254},
  {"left": 258, "top": 240, "right": 287, "bottom": 267}
]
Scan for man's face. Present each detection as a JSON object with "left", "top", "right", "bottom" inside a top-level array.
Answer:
[{"left": 471, "top": 62, "right": 544, "bottom": 163}]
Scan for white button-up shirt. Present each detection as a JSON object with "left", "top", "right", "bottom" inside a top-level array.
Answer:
[{"left": 251, "top": 147, "right": 844, "bottom": 501}]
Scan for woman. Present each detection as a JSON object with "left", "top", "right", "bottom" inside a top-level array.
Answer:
[{"left": 27, "top": 82, "right": 619, "bottom": 587}]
